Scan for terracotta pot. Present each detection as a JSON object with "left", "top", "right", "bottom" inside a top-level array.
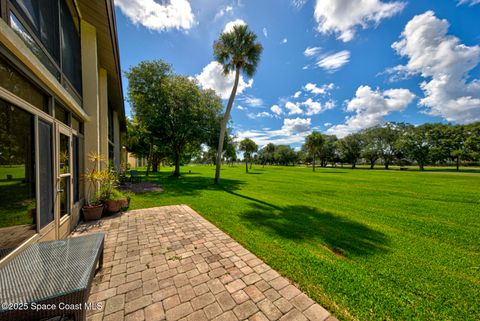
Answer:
[
  {"left": 104, "top": 199, "right": 127, "bottom": 213},
  {"left": 82, "top": 204, "right": 104, "bottom": 221}
]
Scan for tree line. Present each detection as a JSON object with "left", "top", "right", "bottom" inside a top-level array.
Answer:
[{"left": 244, "top": 122, "right": 480, "bottom": 171}]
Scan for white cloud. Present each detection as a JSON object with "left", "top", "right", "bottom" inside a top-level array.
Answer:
[
  {"left": 303, "top": 82, "right": 334, "bottom": 95},
  {"left": 283, "top": 117, "right": 311, "bottom": 132},
  {"left": 115, "top": 0, "right": 195, "bottom": 31},
  {"left": 196, "top": 61, "right": 253, "bottom": 99},
  {"left": 324, "top": 122, "right": 332, "bottom": 127},
  {"left": 304, "top": 46, "right": 322, "bottom": 57},
  {"left": 270, "top": 104, "right": 282, "bottom": 115},
  {"left": 237, "top": 105, "right": 246, "bottom": 110},
  {"left": 314, "top": 0, "right": 405, "bottom": 42},
  {"left": 392, "top": 11, "right": 480, "bottom": 123},
  {"left": 285, "top": 101, "right": 303, "bottom": 115},
  {"left": 242, "top": 95, "right": 264, "bottom": 107},
  {"left": 301, "top": 98, "right": 335, "bottom": 116},
  {"left": 457, "top": 0, "right": 480, "bottom": 5},
  {"left": 247, "top": 111, "right": 273, "bottom": 119},
  {"left": 327, "top": 85, "right": 415, "bottom": 137},
  {"left": 223, "top": 19, "right": 246, "bottom": 33},
  {"left": 293, "top": 91, "right": 302, "bottom": 98},
  {"left": 236, "top": 118, "right": 312, "bottom": 146},
  {"left": 282, "top": 38, "right": 288, "bottom": 44},
  {"left": 291, "top": 0, "right": 309, "bottom": 9},
  {"left": 215, "top": 5, "right": 233, "bottom": 20},
  {"left": 316, "top": 50, "right": 350, "bottom": 72},
  {"left": 263, "top": 27, "right": 268, "bottom": 38}
]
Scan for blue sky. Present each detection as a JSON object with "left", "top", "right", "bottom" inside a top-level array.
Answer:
[{"left": 115, "top": 0, "right": 480, "bottom": 147}]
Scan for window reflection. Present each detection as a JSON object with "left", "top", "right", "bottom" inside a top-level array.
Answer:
[
  {"left": 0, "top": 100, "right": 36, "bottom": 259},
  {"left": 59, "top": 133, "right": 70, "bottom": 174}
]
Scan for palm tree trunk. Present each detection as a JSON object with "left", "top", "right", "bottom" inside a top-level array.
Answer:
[
  {"left": 215, "top": 67, "right": 240, "bottom": 184},
  {"left": 313, "top": 154, "right": 316, "bottom": 172}
]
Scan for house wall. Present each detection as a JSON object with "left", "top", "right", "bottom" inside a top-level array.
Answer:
[{"left": 0, "top": 3, "right": 124, "bottom": 266}]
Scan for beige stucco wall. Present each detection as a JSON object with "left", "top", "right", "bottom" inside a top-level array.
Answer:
[{"left": 0, "top": 9, "right": 124, "bottom": 267}]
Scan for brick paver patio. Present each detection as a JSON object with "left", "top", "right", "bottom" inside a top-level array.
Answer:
[{"left": 72, "top": 205, "right": 338, "bottom": 321}]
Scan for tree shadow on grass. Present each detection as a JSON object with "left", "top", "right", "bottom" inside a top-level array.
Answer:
[
  {"left": 133, "top": 169, "right": 245, "bottom": 197},
  {"left": 239, "top": 201, "right": 390, "bottom": 258}
]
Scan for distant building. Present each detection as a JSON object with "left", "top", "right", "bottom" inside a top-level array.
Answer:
[{"left": 0, "top": 0, "right": 126, "bottom": 264}]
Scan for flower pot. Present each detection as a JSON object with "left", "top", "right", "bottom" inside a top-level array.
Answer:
[
  {"left": 104, "top": 199, "right": 127, "bottom": 213},
  {"left": 82, "top": 204, "right": 104, "bottom": 221}
]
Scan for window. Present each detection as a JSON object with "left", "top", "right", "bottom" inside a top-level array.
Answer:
[
  {"left": 60, "top": 0, "right": 82, "bottom": 95},
  {"left": 0, "top": 54, "right": 49, "bottom": 113},
  {"left": 55, "top": 102, "right": 70, "bottom": 126},
  {"left": 59, "top": 133, "right": 70, "bottom": 217},
  {"left": 0, "top": 99, "right": 36, "bottom": 259},
  {"left": 38, "top": 119, "right": 54, "bottom": 228},
  {"left": 8, "top": 0, "right": 82, "bottom": 101},
  {"left": 72, "top": 135, "right": 82, "bottom": 203},
  {"left": 10, "top": 0, "right": 60, "bottom": 63}
]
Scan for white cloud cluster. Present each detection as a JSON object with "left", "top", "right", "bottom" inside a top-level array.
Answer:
[
  {"left": 285, "top": 101, "right": 303, "bottom": 115},
  {"left": 303, "top": 47, "right": 350, "bottom": 72},
  {"left": 242, "top": 95, "right": 264, "bottom": 107},
  {"left": 284, "top": 98, "right": 335, "bottom": 116},
  {"left": 247, "top": 111, "right": 273, "bottom": 119},
  {"left": 270, "top": 104, "right": 282, "bottom": 115},
  {"left": 304, "top": 46, "right": 322, "bottom": 57},
  {"left": 196, "top": 61, "right": 253, "bottom": 99},
  {"left": 304, "top": 82, "right": 334, "bottom": 95},
  {"left": 223, "top": 19, "right": 246, "bottom": 33},
  {"left": 327, "top": 85, "right": 415, "bottom": 137},
  {"left": 263, "top": 27, "right": 268, "bottom": 38},
  {"left": 291, "top": 0, "right": 309, "bottom": 9},
  {"left": 391, "top": 11, "right": 480, "bottom": 123},
  {"left": 215, "top": 5, "right": 233, "bottom": 20},
  {"left": 236, "top": 117, "right": 312, "bottom": 146},
  {"left": 316, "top": 50, "right": 350, "bottom": 72},
  {"left": 115, "top": 0, "right": 195, "bottom": 31},
  {"left": 457, "top": 0, "right": 480, "bottom": 5},
  {"left": 314, "top": 0, "right": 405, "bottom": 42}
]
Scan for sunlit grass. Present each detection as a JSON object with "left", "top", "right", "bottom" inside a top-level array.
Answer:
[{"left": 128, "top": 164, "right": 480, "bottom": 321}]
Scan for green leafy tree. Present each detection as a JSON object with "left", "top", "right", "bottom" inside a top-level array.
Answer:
[
  {"left": 274, "top": 145, "right": 298, "bottom": 166},
  {"left": 398, "top": 124, "right": 431, "bottom": 170},
  {"left": 305, "top": 131, "right": 325, "bottom": 171},
  {"left": 213, "top": 24, "right": 263, "bottom": 184},
  {"left": 318, "top": 135, "right": 338, "bottom": 167},
  {"left": 126, "top": 60, "right": 222, "bottom": 177},
  {"left": 239, "top": 138, "right": 258, "bottom": 173},
  {"left": 337, "top": 134, "right": 363, "bottom": 169},
  {"left": 360, "top": 128, "right": 381, "bottom": 169}
]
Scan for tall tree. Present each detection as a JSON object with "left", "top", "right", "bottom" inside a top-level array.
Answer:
[
  {"left": 337, "top": 134, "right": 363, "bottom": 169},
  {"left": 360, "top": 128, "right": 381, "bottom": 169},
  {"left": 213, "top": 24, "right": 263, "bottom": 184},
  {"left": 239, "top": 138, "right": 258, "bottom": 173},
  {"left": 126, "top": 60, "right": 222, "bottom": 177},
  {"left": 398, "top": 124, "right": 431, "bottom": 170},
  {"left": 305, "top": 131, "right": 325, "bottom": 172},
  {"left": 318, "top": 135, "right": 338, "bottom": 167}
]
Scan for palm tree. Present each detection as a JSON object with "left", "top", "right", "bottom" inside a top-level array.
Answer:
[
  {"left": 214, "top": 24, "right": 263, "bottom": 184},
  {"left": 305, "top": 131, "right": 324, "bottom": 172}
]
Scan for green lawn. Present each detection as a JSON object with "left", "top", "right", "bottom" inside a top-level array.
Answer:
[{"left": 128, "top": 165, "right": 480, "bottom": 321}]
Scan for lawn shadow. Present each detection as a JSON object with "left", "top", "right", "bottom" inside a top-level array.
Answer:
[
  {"left": 134, "top": 169, "right": 245, "bottom": 197},
  {"left": 239, "top": 201, "right": 390, "bottom": 258}
]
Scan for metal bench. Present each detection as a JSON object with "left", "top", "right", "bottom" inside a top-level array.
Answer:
[{"left": 0, "top": 233, "right": 105, "bottom": 321}]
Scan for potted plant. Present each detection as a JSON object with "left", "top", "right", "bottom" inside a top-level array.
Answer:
[
  {"left": 102, "top": 187, "right": 129, "bottom": 213},
  {"left": 81, "top": 153, "right": 105, "bottom": 221},
  {"left": 97, "top": 168, "right": 129, "bottom": 214}
]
